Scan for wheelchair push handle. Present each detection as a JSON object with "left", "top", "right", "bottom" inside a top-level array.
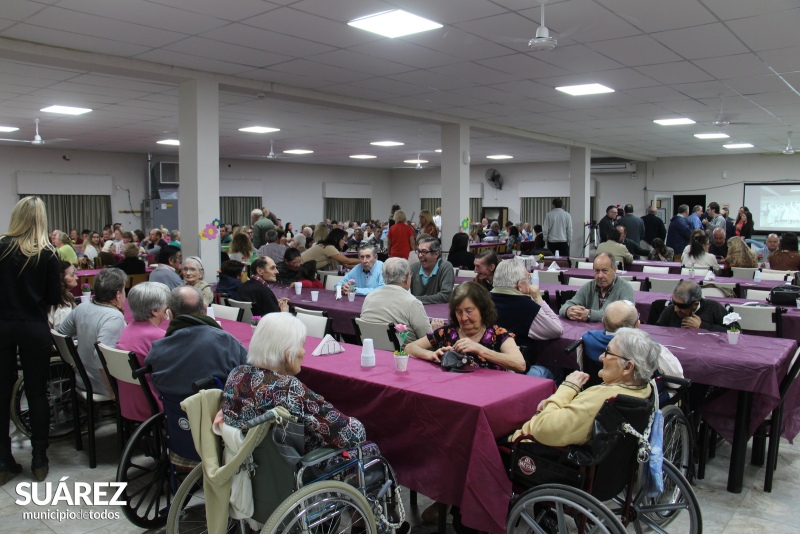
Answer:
[
  {"left": 657, "top": 374, "right": 691, "bottom": 388},
  {"left": 244, "top": 410, "right": 280, "bottom": 429},
  {"left": 191, "top": 375, "right": 225, "bottom": 392},
  {"left": 564, "top": 339, "right": 582, "bottom": 354}
]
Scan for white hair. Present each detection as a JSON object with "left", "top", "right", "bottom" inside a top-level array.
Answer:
[
  {"left": 248, "top": 313, "right": 307, "bottom": 371},
  {"left": 492, "top": 260, "right": 528, "bottom": 288},
  {"left": 251, "top": 208, "right": 263, "bottom": 218},
  {"left": 128, "top": 282, "right": 170, "bottom": 322},
  {"left": 184, "top": 256, "right": 204, "bottom": 275}
]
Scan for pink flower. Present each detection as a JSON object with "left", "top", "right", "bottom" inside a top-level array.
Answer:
[
  {"left": 395, "top": 324, "right": 408, "bottom": 332},
  {"left": 205, "top": 224, "right": 219, "bottom": 239}
]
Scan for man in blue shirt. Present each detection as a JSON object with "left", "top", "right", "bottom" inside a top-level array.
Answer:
[
  {"left": 337, "top": 243, "right": 385, "bottom": 296},
  {"left": 687, "top": 205, "right": 704, "bottom": 231}
]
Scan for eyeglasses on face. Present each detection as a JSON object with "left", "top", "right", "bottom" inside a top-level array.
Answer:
[
  {"left": 672, "top": 300, "right": 696, "bottom": 310},
  {"left": 603, "top": 346, "right": 631, "bottom": 363},
  {"left": 416, "top": 249, "right": 432, "bottom": 255}
]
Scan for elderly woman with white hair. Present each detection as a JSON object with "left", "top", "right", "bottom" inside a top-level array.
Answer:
[
  {"left": 511, "top": 328, "right": 658, "bottom": 447},
  {"left": 222, "top": 313, "right": 368, "bottom": 453},
  {"left": 181, "top": 256, "right": 213, "bottom": 306},
  {"left": 116, "top": 282, "right": 170, "bottom": 421}
]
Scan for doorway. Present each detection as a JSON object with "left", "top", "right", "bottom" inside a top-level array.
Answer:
[{"left": 673, "top": 195, "right": 706, "bottom": 216}]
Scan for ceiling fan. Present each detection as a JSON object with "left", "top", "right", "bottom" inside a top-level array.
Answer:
[
  {"left": 394, "top": 153, "right": 427, "bottom": 170},
  {"left": 783, "top": 131, "right": 795, "bottom": 155},
  {"left": 0, "top": 118, "right": 52, "bottom": 145},
  {"left": 240, "top": 139, "right": 287, "bottom": 159},
  {"left": 528, "top": 1, "right": 558, "bottom": 51}
]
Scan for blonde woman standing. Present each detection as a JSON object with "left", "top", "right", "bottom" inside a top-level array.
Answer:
[{"left": 0, "top": 197, "right": 61, "bottom": 484}]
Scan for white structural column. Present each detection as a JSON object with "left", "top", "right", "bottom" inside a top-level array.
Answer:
[
  {"left": 569, "top": 146, "right": 591, "bottom": 256},
  {"left": 440, "top": 124, "right": 470, "bottom": 250},
  {"left": 179, "top": 78, "right": 220, "bottom": 281}
]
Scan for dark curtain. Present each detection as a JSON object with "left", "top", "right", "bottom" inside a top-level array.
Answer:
[
  {"left": 520, "top": 197, "right": 595, "bottom": 227},
  {"left": 470, "top": 198, "right": 482, "bottom": 224},
  {"left": 325, "top": 198, "right": 371, "bottom": 223},
  {"left": 28, "top": 194, "right": 112, "bottom": 233},
  {"left": 220, "top": 196, "right": 261, "bottom": 227},
  {"left": 421, "top": 198, "right": 441, "bottom": 213}
]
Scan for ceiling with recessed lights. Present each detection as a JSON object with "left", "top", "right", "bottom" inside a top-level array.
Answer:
[{"left": 0, "top": 0, "right": 798, "bottom": 168}]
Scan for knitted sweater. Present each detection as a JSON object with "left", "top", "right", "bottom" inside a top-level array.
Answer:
[{"left": 559, "top": 278, "right": 635, "bottom": 322}]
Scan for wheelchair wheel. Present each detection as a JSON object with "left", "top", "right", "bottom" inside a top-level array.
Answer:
[
  {"left": 262, "top": 480, "right": 377, "bottom": 534},
  {"left": 507, "top": 483, "right": 626, "bottom": 534},
  {"left": 630, "top": 459, "right": 702, "bottom": 533},
  {"left": 11, "top": 359, "right": 80, "bottom": 439},
  {"left": 662, "top": 404, "right": 694, "bottom": 483},
  {"left": 116, "top": 412, "right": 172, "bottom": 528},
  {"left": 167, "top": 463, "right": 243, "bottom": 534}
]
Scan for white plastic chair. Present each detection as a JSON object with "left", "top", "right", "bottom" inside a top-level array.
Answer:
[
  {"left": 745, "top": 289, "right": 771, "bottom": 301},
  {"left": 618, "top": 275, "right": 635, "bottom": 281},
  {"left": 758, "top": 271, "right": 789, "bottom": 281},
  {"left": 227, "top": 299, "right": 253, "bottom": 324},
  {"left": 324, "top": 275, "right": 345, "bottom": 291},
  {"left": 537, "top": 270, "right": 563, "bottom": 285},
  {"left": 293, "top": 306, "right": 326, "bottom": 317},
  {"left": 731, "top": 267, "right": 757, "bottom": 279},
  {"left": 729, "top": 304, "right": 784, "bottom": 335},
  {"left": 210, "top": 303, "right": 243, "bottom": 322},
  {"left": 294, "top": 309, "right": 332, "bottom": 338},
  {"left": 457, "top": 269, "right": 477, "bottom": 279},
  {"left": 701, "top": 287, "right": 726, "bottom": 298},
  {"left": 568, "top": 277, "right": 593, "bottom": 287},
  {"left": 352, "top": 318, "right": 400, "bottom": 352},
  {"left": 642, "top": 266, "right": 669, "bottom": 274},
  {"left": 628, "top": 280, "right": 642, "bottom": 291},
  {"left": 648, "top": 278, "right": 680, "bottom": 294},
  {"left": 577, "top": 261, "right": 594, "bottom": 270}
]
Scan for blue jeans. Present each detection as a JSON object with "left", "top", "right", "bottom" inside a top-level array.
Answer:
[{"left": 526, "top": 365, "right": 562, "bottom": 381}]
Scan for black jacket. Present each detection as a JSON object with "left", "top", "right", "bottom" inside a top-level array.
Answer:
[
  {"left": 641, "top": 214, "right": 667, "bottom": 245},
  {"left": 656, "top": 298, "right": 728, "bottom": 332},
  {"left": 0, "top": 239, "right": 61, "bottom": 323}
]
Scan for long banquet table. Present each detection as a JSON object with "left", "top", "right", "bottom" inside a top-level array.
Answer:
[
  {"left": 270, "top": 285, "right": 450, "bottom": 336},
  {"left": 221, "top": 318, "right": 556, "bottom": 533},
  {"left": 552, "top": 267, "right": 787, "bottom": 291},
  {"left": 537, "top": 318, "right": 800, "bottom": 493}
]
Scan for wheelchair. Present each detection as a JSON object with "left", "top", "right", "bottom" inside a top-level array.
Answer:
[
  {"left": 114, "top": 359, "right": 223, "bottom": 529},
  {"left": 501, "top": 390, "right": 702, "bottom": 534},
  {"left": 11, "top": 355, "right": 81, "bottom": 439},
  {"left": 565, "top": 338, "right": 696, "bottom": 483},
  {"left": 167, "top": 393, "right": 406, "bottom": 534}
]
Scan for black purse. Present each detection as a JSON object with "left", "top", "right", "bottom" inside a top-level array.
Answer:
[{"left": 440, "top": 350, "right": 477, "bottom": 373}]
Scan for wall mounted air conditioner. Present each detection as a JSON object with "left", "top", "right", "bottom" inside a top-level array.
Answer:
[{"left": 590, "top": 162, "right": 637, "bottom": 174}]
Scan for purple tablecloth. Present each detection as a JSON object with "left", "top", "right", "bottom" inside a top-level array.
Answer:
[
  {"left": 270, "top": 286, "right": 450, "bottom": 336},
  {"left": 221, "top": 319, "right": 556, "bottom": 533},
  {"left": 557, "top": 268, "right": 786, "bottom": 292},
  {"left": 538, "top": 319, "right": 800, "bottom": 443}
]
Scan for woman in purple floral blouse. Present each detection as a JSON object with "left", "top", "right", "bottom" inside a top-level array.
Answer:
[
  {"left": 222, "top": 313, "right": 365, "bottom": 453},
  {"left": 406, "top": 282, "right": 526, "bottom": 373}
]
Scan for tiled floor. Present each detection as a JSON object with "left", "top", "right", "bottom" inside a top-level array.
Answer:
[{"left": 2, "top": 418, "right": 799, "bottom": 533}]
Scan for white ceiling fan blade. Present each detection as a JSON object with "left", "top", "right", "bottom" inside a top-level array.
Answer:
[{"left": 0, "top": 138, "right": 32, "bottom": 143}]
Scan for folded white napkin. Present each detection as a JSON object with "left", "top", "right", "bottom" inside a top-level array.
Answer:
[
  {"left": 547, "top": 261, "right": 559, "bottom": 271},
  {"left": 704, "top": 271, "right": 716, "bottom": 281},
  {"left": 312, "top": 334, "right": 344, "bottom": 356}
]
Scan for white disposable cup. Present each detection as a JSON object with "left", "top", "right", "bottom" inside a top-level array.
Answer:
[
  {"left": 311, "top": 291, "right": 319, "bottom": 302},
  {"left": 555, "top": 250, "right": 560, "bottom": 257},
  {"left": 362, "top": 338, "right": 374, "bottom": 355},
  {"left": 294, "top": 282, "right": 302, "bottom": 295},
  {"left": 348, "top": 292, "right": 356, "bottom": 302},
  {"left": 361, "top": 354, "right": 376, "bottom": 367},
  {"left": 727, "top": 331, "right": 740, "bottom": 345},
  {"left": 394, "top": 355, "right": 409, "bottom": 372},
  {"left": 206, "top": 306, "right": 215, "bottom": 319}
]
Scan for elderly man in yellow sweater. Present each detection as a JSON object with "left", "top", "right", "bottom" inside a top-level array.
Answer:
[{"left": 511, "top": 328, "right": 658, "bottom": 447}]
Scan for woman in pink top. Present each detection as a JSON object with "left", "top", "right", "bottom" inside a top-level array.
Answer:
[{"left": 115, "top": 282, "right": 170, "bottom": 421}]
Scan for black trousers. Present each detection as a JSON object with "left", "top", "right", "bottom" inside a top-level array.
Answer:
[
  {"left": 0, "top": 320, "right": 52, "bottom": 444},
  {"left": 547, "top": 241, "right": 570, "bottom": 257}
]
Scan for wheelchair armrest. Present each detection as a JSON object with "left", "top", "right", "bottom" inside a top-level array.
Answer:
[
  {"left": 301, "top": 445, "right": 347, "bottom": 467},
  {"left": 564, "top": 339, "right": 582, "bottom": 354},
  {"left": 657, "top": 375, "right": 691, "bottom": 388}
]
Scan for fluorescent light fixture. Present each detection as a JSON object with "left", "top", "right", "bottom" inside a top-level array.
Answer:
[
  {"left": 694, "top": 133, "right": 730, "bottom": 139},
  {"left": 350, "top": 155, "right": 377, "bottom": 159},
  {"left": 157, "top": 139, "right": 180, "bottom": 146},
  {"left": 40, "top": 105, "right": 92, "bottom": 115},
  {"left": 555, "top": 83, "right": 614, "bottom": 96},
  {"left": 653, "top": 118, "right": 695, "bottom": 126},
  {"left": 0, "top": 126, "right": 19, "bottom": 132},
  {"left": 434, "top": 149, "right": 442, "bottom": 153},
  {"left": 723, "top": 143, "right": 754, "bottom": 149},
  {"left": 348, "top": 10, "right": 442, "bottom": 38},
  {"left": 404, "top": 158, "right": 428, "bottom": 164},
  {"left": 239, "top": 126, "right": 280, "bottom": 134},
  {"left": 283, "top": 149, "right": 313, "bottom": 155},
  {"left": 370, "top": 141, "right": 404, "bottom": 147},
  {"left": 487, "top": 155, "right": 513, "bottom": 160}
]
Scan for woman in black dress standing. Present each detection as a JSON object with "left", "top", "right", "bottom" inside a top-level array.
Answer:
[{"left": 0, "top": 196, "right": 61, "bottom": 483}]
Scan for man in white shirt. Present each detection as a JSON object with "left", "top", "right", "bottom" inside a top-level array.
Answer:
[{"left": 542, "top": 197, "right": 573, "bottom": 257}]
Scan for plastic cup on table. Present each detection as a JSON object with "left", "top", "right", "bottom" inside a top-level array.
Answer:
[
  {"left": 294, "top": 282, "right": 302, "bottom": 295},
  {"left": 348, "top": 292, "right": 356, "bottom": 302},
  {"left": 311, "top": 291, "right": 319, "bottom": 302},
  {"left": 361, "top": 339, "right": 375, "bottom": 367}
]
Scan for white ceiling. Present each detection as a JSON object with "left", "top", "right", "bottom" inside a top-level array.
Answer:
[{"left": 0, "top": 0, "right": 798, "bottom": 168}]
